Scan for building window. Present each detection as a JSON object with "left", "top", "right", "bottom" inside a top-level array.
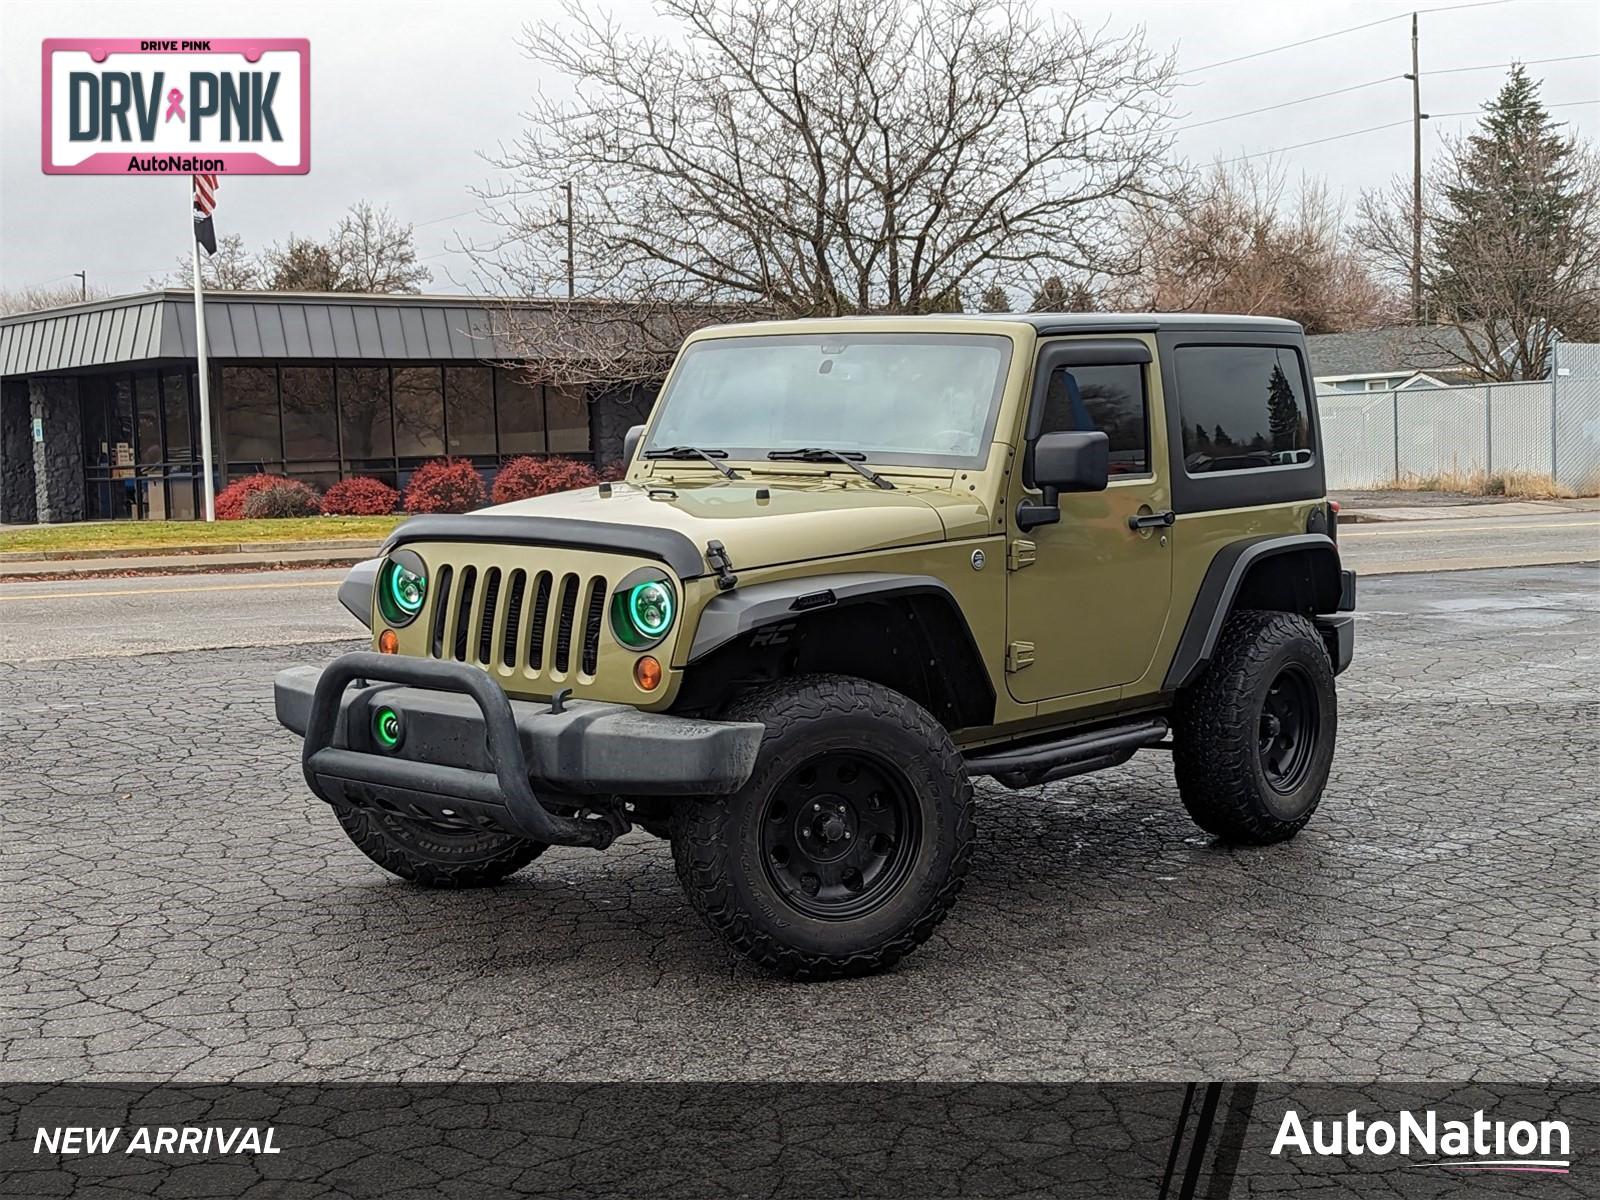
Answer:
[
  {"left": 221, "top": 366, "right": 281, "bottom": 470},
  {"left": 446, "top": 366, "right": 495, "bottom": 455},
  {"left": 1176, "top": 345, "right": 1313, "bottom": 474},
  {"left": 1039, "top": 363, "right": 1149, "bottom": 476},
  {"left": 135, "top": 373, "right": 163, "bottom": 465},
  {"left": 392, "top": 366, "right": 444, "bottom": 458},
  {"left": 280, "top": 366, "right": 338, "bottom": 461},
  {"left": 337, "top": 367, "right": 393, "bottom": 461},
  {"left": 495, "top": 368, "right": 545, "bottom": 454},
  {"left": 161, "top": 370, "right": 192, "bottom": 463},
  {"left": 1365, "top": 379, "right": 1391, "bottom": 392},
  {"left": 545, "top": 383, "right": 590, "bottom": 454}
]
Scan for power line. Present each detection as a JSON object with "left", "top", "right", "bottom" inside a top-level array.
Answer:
[
  {"left": 1180, "top": 0, "right": 1515, "bottom": 76},
  {"left": 1176, "top": 52, "right": 1600, "bottom": 134},
  {"left": 1421, "top": 51, "right": 1600, "bottom": 76},
  {"left": 1211, "top": 98, "right": 1598, "bottom": 166},
  {"left": 1174, "top": 76, "right": 1401, "bottom": 132}
]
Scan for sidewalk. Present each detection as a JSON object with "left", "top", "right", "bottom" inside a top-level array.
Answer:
[
  {"left": 0, "top": 542, "right": 379, "bottom": 579},
  {"left": 1334, "top": 496, "right": 1600, "bottom": 523}
]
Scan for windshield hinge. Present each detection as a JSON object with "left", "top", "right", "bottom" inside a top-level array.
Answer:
[
  {"left": 704, "top": 540, "right": 738, "bottom": 591},
  {"left": 1006, "top": 641, "right": 1036, "bottom": 673},
  {"left": 1007, "top": 539, "right": 1037, "bottom": 571}
]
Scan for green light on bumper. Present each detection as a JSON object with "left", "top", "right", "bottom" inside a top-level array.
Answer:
[
  {"left": 611, "top": 575, "right": 676, "bottom": 648},
  {"left": 377, "top": 552, "right": 427, "bottom": 626},
  {"left": 373, "top": 706, "right": 403, "bottom": 750}
]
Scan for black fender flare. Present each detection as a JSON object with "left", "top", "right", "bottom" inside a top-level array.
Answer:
[
  {"left": 687, "top": 571, "right": 979, "bottom": 663},
  {"left": 1163, "top": 533, "right": 1342, "bottom": 691}
]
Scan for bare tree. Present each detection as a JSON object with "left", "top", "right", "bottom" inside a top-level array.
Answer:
[
  {"left": 263, "top": 201, "right": 432, "bottom": 293},
  {"left": 151, "top": 233, "right": 261, "bottom": 290},
  {"left": 468, "top": 0, "right": 1179, "bottom": 379},
  {"left": 1357, "top": 67, "right": 1600, "bottom": 380},
  {"left": 330, "top": 201, "right": 432, "bottom": 292},
  {"left": 1121, "top": 159, "right": 1396, "bottom": 334},
  {"left": 0, "top": 281, "right": 109, "bottom": 315}
]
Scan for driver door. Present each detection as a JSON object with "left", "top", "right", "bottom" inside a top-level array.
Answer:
[{"left": 1006, "top": 339, "right": 1174, "bottom": 704}]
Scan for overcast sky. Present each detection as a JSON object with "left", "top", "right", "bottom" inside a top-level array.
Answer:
[{"left": 3, "top": 0, "right": 1596, "bottom": 299}]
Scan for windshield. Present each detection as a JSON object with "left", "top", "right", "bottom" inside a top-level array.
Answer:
[{"left": 644, "top": 333, "right": 1014, "bottom": 468}]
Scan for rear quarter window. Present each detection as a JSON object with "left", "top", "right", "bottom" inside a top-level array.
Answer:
[{"left": 1175, "top": 345, "right": 1314, "bottom": 474}]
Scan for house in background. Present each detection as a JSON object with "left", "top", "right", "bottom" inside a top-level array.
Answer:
[{"left": 1305, "top": 326, "right": 1480, "bottom": 392}]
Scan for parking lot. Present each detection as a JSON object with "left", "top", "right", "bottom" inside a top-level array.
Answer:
[{"left": 1, "top": 563, "right": 1595, "bottom": 1083}]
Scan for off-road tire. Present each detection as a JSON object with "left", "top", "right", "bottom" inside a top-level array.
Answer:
[
  {"left": 333, "top": 803, "right": 548, "bottom": 887},
  {"left": 671, "top": 674, "right": 975, "bottom": 981},
  {"left": 1173, "top": 609, "right": 1337, "bottom": 845}
]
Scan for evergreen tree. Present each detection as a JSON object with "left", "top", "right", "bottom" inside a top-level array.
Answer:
[
  {"left": 1265, "top": 362, "right": 1300, "bottom": 450},
  {"left": 1429, "top": 65, "right": 1581, "bottom": 331},
  {"left": 980, "top": 285, "right": 1012, "bottom": 313},
  {"left": 1030, "top": 275, "right": 1069, "bottom": 311}
]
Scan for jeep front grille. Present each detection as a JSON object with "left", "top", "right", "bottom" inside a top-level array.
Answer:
[{"left": 422, "top": 561, "right": 612, "bottom": 683}]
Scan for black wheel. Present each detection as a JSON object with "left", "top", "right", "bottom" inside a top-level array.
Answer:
[
  {"left": 333, "top": 803, "right": 548, "bottom": 887},
  {"left": 671, "top": 674, "right": 974, "bottom": 980},
  {"left": 1172, "top": 610, "right": 1337, "bottom": 845}
]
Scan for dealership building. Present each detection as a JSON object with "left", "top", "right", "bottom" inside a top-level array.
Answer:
[{"left": 0, "top": 291, "right": 653, "bottom": 523}]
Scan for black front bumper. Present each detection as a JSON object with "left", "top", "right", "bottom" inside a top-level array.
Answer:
[{"left": 275, "top": 653, "right": 763, "bottom": 847}]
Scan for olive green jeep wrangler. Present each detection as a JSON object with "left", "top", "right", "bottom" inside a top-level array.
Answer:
[{"left": 276, "top": 313, "right": 1355, "bottom": 979}]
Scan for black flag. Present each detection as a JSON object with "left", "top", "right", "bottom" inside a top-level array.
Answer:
[{"left": 192, "top": 173, "right": 218, "bottom": 256}]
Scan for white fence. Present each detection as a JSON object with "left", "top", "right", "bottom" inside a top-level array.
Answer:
[{"left": 1318, "top": 370, "right": 1600, "bottom": 494}]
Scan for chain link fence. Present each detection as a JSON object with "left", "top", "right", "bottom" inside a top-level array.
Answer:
[{"left": 1318, "top": 344, "right": 1600, "bottom": 493}]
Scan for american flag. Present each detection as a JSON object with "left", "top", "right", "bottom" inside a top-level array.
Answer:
[{"left": 192, "top": 173, "right": 219, "bottom": 255}]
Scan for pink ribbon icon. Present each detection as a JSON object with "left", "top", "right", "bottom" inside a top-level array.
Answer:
[{"left": 164, "top": 88, "right": 185, "bottom": 122}]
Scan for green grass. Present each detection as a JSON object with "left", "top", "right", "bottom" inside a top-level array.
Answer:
[{"left": 0, "top": 515, "right": 404, "bottom": 555}]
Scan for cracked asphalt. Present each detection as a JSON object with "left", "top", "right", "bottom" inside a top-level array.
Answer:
[{"left": 0, "top": 564, "right": 1595, "bottom": 1083}]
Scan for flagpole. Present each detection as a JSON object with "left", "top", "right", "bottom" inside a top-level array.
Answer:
[{"left": 190, "top": 182, "right": 217, "bottom": 522}]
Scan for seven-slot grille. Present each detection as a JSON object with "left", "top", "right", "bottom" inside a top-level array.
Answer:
[{"left": 423, "top": 562, "right": 610, "bottom": 679}]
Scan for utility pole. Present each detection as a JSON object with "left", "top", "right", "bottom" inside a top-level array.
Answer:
[
  {"left": 1406, "top": 12, "right": 1427, "bottom": 323},
  {"left": 73, "top": 270, "right": 86, "bottom": 301},
  {"left": 564, "top": 181, "right": 575, "bottom": 300}
]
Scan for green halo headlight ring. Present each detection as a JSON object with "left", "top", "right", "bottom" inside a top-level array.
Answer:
[
  {"left": 377, "top": 550, "right": 428, "bottom": 627},
  {"left": 373, "top": 706, "right": 403, "bottom": 751},
  {"left": 628, "top": 581, "right": 674, "bottom": 637},
  {"left": 610, "top": 570, "right": 677, "bottom": 649}
]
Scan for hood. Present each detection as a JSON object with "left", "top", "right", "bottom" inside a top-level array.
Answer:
[{"left": 475, "top": 480, "right": 952, "bottom": 572}]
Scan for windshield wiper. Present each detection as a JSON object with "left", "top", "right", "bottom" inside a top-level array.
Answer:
[
  {"left": 766, "top": 448, "right": 895, "bottom": 489},
  {"left": 643, "top": 446, "right": 741, "bottom": 480}
]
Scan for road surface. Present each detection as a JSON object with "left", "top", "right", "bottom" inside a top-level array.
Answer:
[
  {"left": 1, "top": 512, "right": 1594, "bottom": 662},
  {"left": 1, "top": 562, "right": 1594, "bottom": 1082}
]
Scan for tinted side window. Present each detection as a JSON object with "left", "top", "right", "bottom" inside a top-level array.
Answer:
[
  {"left": 1176, "top": 345, "right": 1312, "bottom": 474},
  {"left": 1039, "top": 363, "right": 1149, "bottom": 475}
]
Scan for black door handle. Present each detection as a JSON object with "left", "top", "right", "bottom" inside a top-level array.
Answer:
[{"left": 1128, "top": 510, "right": 1176, "bottom": 531}]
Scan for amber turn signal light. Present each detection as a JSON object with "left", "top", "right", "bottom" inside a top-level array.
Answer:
[
  {"left": 378, "top": 629, "right": 399, "bottom": 654},
  {"left": 634, "top": 655, "right": 663, "bottom": 691}
]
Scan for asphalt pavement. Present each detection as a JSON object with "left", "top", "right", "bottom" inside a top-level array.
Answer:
[
  {"left": 1, "top": 513, "right": 1595, "bottom": 662},
  {"left": 0, "top": 558, "right": 1594, "bottom": 1082}
]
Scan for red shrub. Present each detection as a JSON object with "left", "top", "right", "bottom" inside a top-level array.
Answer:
[
  {"left": 214, "top": 473, "right": 290, "bottom": 520},
  {"left": 597, "top": 459, "right": 628, "bottom": 483},
  {"left": 491, "top": 456, "right": 603, "bottom": 504},
  {"left": 321, "top": 476, "right": 400, "bottom": 516},
  {"left": 403, "top": 458, "right": 485, "bottom": 514}
]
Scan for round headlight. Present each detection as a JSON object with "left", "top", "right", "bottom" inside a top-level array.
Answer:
[
  {"left": 611, "top": 570, "right": 677, "bottom": 649},
  {"left": 377, "top": 550, "right": 428, "bottom": 627}
]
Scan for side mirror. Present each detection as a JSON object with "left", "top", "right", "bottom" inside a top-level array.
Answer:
[
  {"left": 1018, "top": 430, "right": 1109, "bottom": 531},
  {"left": 622, "top": 424, "right": 645, "bottom": 467}
]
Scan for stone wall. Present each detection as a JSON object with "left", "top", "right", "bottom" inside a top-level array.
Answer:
[
  {"left": 0, "top": 379, "right": 37, "bottom": 524},
  {"left": 30, "top": 376, "right": 84, "bottom": 524}
]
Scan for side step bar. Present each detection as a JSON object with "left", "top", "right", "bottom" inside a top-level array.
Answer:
[{"left": 965, "top": 716, "right": 1170, "bottom": 789}]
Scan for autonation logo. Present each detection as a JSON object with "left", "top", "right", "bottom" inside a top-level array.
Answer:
[{"left": 1272, "top": 1107, "right": 1571, "bottom": 1175}]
